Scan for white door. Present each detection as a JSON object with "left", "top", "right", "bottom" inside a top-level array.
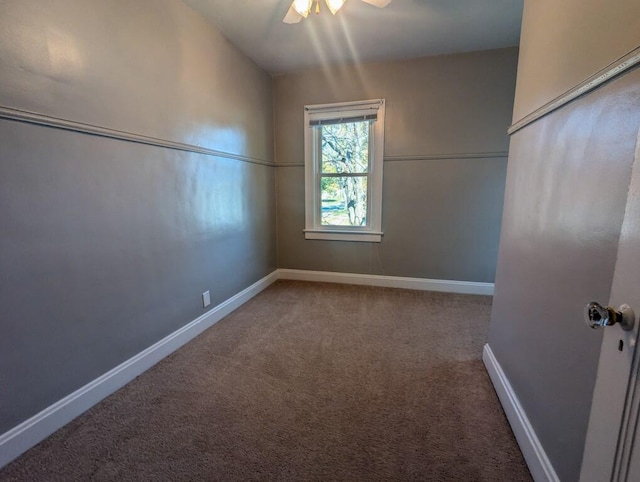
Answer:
[{"left": 581, "top": 130, "right": 640, "bottom": 482}]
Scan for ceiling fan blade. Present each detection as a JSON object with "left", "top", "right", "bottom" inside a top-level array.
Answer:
[
  {"left": 360, "top": 0, "right": 392, "bottom": 7},
  {"left": 283, "top": 5, "right": 304, "bottom": 23}
]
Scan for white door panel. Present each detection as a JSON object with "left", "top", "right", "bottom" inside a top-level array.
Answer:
[{"left": 581, "top": 130, "right": 640, "bottom": 481}]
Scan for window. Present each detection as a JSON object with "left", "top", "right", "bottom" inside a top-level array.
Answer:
[{"left": 304, "top": 99, "right": 385, "bottom": 242}]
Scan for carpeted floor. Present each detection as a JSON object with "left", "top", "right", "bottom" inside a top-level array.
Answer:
[{"left": 0, "top": 281, "right": 532, "bottom": 481}]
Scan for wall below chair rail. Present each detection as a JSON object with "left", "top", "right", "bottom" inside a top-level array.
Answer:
[{"left": 0, "top": 0, "right": 275, "bottom": 436}]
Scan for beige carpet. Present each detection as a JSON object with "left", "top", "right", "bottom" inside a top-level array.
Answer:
[{"left": 0, "top": 280, "right": 531, "bottom": 481}]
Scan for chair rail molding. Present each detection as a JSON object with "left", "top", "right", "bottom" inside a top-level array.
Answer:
[
  {"left": 508, "top": 46, "right": 640, "bottom": 136},
  {"left": 0, "top": 105, "right": 275, "bottom": 167}
]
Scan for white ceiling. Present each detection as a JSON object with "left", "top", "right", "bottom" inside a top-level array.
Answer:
[{"left": 182, "top": 0, "right": 523, "bottom": 74}]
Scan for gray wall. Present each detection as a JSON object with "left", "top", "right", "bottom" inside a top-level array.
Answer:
[
  {"left": 487, "top": 1, "right": 640, "bottom": 480},
  {"left": 0, "top": 0, "right": 275, "bottom": 434},
  {"left": 273, "top": 48, "right": 518, "bottom": 282},
  {"left": 512, "top": 0, "right": 640, "bottom": 123}
]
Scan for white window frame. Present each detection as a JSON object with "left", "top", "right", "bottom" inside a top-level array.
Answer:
[{"left": 303, "top": 99, "right": 385, "bottom": 243}]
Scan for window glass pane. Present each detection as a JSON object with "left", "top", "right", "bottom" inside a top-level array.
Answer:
[
  {"left": 321, "top": 176, "right": 367, "bottom": 226},
  {"left": 321, "top": 121, "right": 369, "bottom": 174}
]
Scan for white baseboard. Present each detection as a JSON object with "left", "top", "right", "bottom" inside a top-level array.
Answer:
[
  {"left": 0, "top": 270, "right": 279, "bottom": 469},
  {"left": 278, "top": 269, "right": 494, "bottom": 295},
  {"left": 483, "top": 344, "right": 559, "bottom": 482},
  {"left": 0, "top": 268, "right": 492, "bottom": 470}
]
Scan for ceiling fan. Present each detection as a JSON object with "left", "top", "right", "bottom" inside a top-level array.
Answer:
[{"left": 283, "top": 0, "right": 393, "bottom": 24}]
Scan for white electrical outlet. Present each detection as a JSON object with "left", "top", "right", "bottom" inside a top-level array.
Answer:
[{"left": 202, "top": 290, "right": 211, "bottom": 308}]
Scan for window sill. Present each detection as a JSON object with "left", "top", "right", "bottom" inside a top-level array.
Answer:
[{"left": 303, "top": 229, "right": 383, "bottom": 243}]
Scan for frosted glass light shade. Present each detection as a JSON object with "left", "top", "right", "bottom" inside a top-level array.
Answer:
[
  {"left": 293, "top": 0, "right": 313, "bottom": 17},
  {"left": 325, "top": 0, "right": 346, "bottom": 15}
]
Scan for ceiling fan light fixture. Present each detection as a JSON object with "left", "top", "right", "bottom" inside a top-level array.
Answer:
[
  {"left": 325, "top": 0, "right": 346, "bottom": 15},
  {"left": 283, "top": 0, "right": 392, "bottom": 23},
  {"left": 292, "top": 0, "right": 313, "bottom": 17}
]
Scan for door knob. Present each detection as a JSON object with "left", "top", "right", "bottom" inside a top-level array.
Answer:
[{"left": 584, "top": 302, "right": 635, "bottom": 331}]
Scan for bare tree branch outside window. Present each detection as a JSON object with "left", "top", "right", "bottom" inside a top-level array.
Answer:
[{"left": 320, "top": 121, "right": 370, "bottom": 226}]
